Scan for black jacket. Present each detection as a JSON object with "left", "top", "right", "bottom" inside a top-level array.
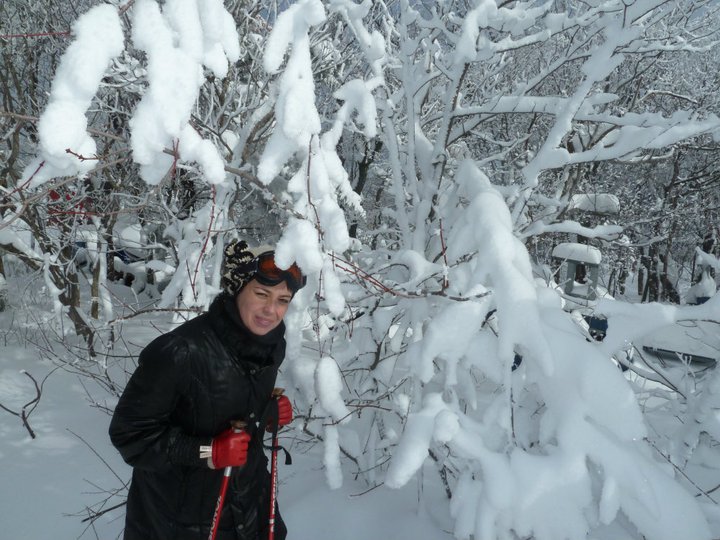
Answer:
[{"left": 109, "top": 294, "right": 288, "bottom": 540}]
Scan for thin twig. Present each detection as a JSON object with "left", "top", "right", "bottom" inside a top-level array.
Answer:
[
  {"left": 80, "top": 501, "right": 127, "bottom": 523},
  {"left": 67, "top": 428, "right": 126, "bottom": 485},
  {"left": 646, "top": 437, "right": 718, "bottom": 504}
]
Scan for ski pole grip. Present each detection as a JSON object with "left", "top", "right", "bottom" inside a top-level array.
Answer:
[{"left": 200, "top": 421, "right": 248, "bottom": 460}]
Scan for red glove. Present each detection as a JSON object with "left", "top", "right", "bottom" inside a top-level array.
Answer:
[
  {"left": 277, "top": 395, "right": 293, "bottom": 427},
  {"left": 210, "top": 428, "right": 250, "bottom": 469},
  {"left": 267, "top": 395, "right": 293, "bottom": 432}
]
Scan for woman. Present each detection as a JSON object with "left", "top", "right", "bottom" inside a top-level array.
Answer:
[{"left": 109, "top": 240, "right": 304, "bottom": 540}]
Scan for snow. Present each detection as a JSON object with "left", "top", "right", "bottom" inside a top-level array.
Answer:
[
  {"left": 386, "top": 393, "right": 446, "bottom": 489},
  {"left": 522, "top": 220, "right": 623, "bottom": 241},
  {"left": 640, "top": 319, "right": 719, "bottom": 360},
  {"left": 569, "top": 193, "right": 621, "bottom": 215},
  {"left": 412, "top": 301, "right": 486, "bottom": 383},
  {"left": 553, "top": 242, "right": 603, "bottom": 265},
  {"left": 685, "top": 269, "right": 718, "bottom": 304},
  {"left": 258, "top": 0, "right": 325, "bottom": 183},
  {"left": 328, "top": 0, "right": 386, "bottom": 76},
  {"left": 322, "top": 424, "right": 344, "bottom": 489},
  {"left": 9, "top": 0, "right": 720, "bottom": 539},
  {"left": 129, "top": 0, "right": 236, "bottom": 185},
  {"left": 0, "top": 333, "right": 454, "bottom": 540},
  {"left": 315, "top": 356, "right": 351, "bottom": 423},
  {"left": 696, "top": 248, "right": 720, "bottom": 274},
  {"left": 447, "top": 160, "right": 554, "bottom": 374},
  {"left": 0, "top": 220, "right": 43, "bottom": 266},
  {"left": 24, "top": 4, "right": 124, "bottom": 186},
  {"left": 3, "top": 288, "right": 719, "bottom": 540},
  {"left": 22, "top": 0, "right": 241, "bottom": 187},
  {"left": 329, "top": 78, "right": 381, "bottom": 140},
  {"left": 597, "top": 296, "right": 720, "bottom": 359}
]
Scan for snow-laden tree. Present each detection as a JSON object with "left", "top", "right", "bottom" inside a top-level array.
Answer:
[
  {"left": 1, "top": 0, "right": 286, "bottom": 349},
  {"left": 283, "top": 1, "right": 720, "bottom": 540},
  {"left": 5, "top": 0, "right": 720, "bottom": 539},
  {"left": 570, "top": 42, "right": 720, "bottom": 304}
]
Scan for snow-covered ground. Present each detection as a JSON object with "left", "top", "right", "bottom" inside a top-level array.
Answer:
[
  {"left": 0, "top": 217, "right": 718, "bottom": 540},
  {"left": 2, "top": 310, "right": 719, "bottom": 540},
  {"left": 2, "top": 263, "right": 720, "bottom": 540},
  {"left": 0, "top": 330, "right": 453, "bottom": 540}
]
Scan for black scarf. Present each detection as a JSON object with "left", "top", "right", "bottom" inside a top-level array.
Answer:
[{"left": 208, "top": 293, "right": 285, "bottom": 368}]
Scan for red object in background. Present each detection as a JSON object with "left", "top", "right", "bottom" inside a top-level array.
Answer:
[{"left": 48, "top": 188, "right": 88, "bottom": 223}]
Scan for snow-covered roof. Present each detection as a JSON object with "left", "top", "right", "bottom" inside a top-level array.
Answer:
[
  {"left": 552, "top": 242, "right": 602, "bottom": 264},
  {"left": 568, "top": 193, "right": 620, "bottom": 215}
]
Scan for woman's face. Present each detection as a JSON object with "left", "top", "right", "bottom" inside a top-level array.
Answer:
[{"left": 235, "top": 279, "right": 292, "bottom": 335}]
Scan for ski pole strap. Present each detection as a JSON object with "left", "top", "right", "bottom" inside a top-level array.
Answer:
[
  {"left": 258, "top": 393, "right": 280, "bottom": 435},
  {"left": 264, "top": 441, "right": 292, "bottom": 465},
  {"left": 260, "top": 396, "right": 293, "bottom": 465}
]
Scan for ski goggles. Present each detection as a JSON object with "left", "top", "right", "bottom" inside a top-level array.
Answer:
[{"left": 253, "top": 251, "right": 307, "bottom": 292}]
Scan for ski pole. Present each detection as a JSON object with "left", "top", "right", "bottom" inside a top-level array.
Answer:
[
  {"left": 203, "top": 421, "right": 247, "bottom": 540},
  {"left": 268, "top": 388, "right": 284, "bottom": 540},
  {"left": 209, "top": 463, "right": 232, "bottom": 540}
]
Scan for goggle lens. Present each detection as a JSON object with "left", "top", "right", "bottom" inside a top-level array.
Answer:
[{"left": 255, "top": 252, "right": 306, "bottom": 291}]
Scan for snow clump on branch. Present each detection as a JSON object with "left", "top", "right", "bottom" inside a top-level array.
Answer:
[
  {"left": 24, "top": 5, "right": 124, "bottom": 187},
  {"left": 129, "top": 0, "right": 240, "bottom": 185}
]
